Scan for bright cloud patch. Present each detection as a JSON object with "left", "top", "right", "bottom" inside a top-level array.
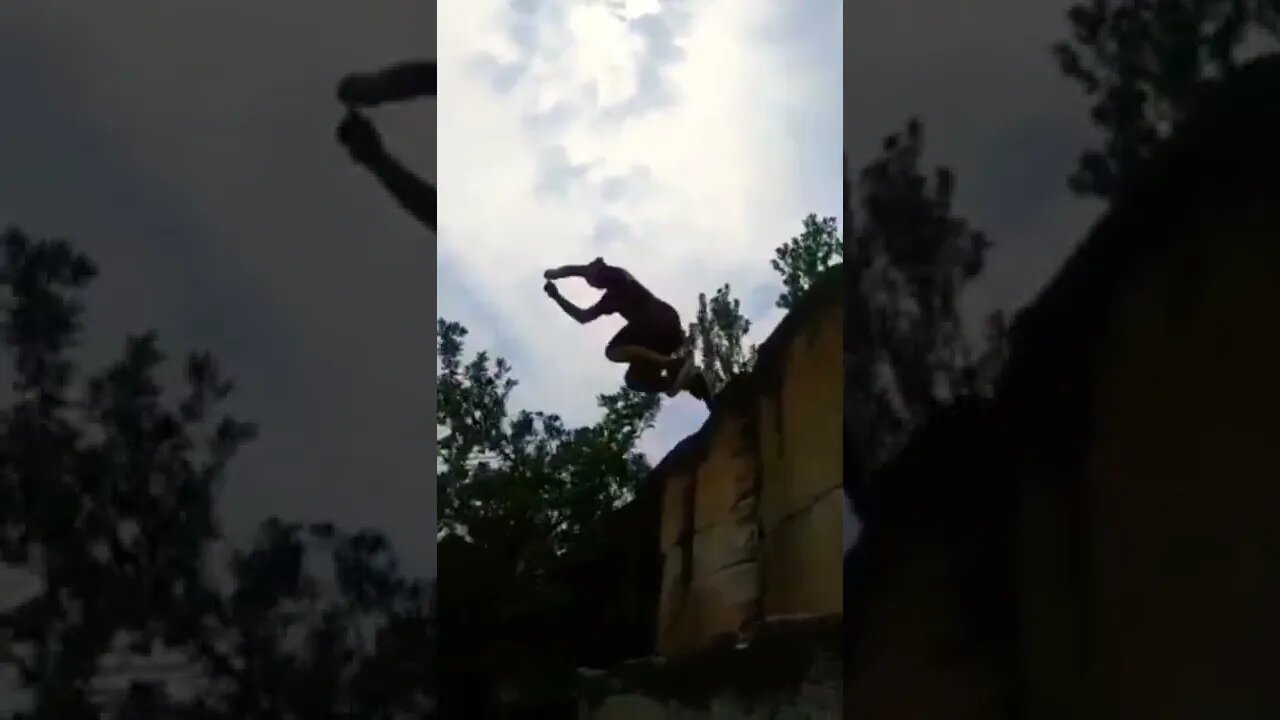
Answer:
[{"left": 439, "top": 0, "right": 841, "bottom": 457}]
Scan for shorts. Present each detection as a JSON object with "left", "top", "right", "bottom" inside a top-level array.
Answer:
[{"left": 606, "top": 304, "right": 684, "bottom": 356}]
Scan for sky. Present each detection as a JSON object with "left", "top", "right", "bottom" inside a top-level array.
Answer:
[
  {"left": 0, "top": 0, "right": 1120, "bottom": 597},
  {"left": 0, "top": 0, "right": 846, "bottom": 638},
  {"left": 849, "top": 0, "right": 1106, "bottom": 325},
  {"left": 0, "top": 0, "right": 1240, "bottom": 652},
  {"left": 436, "top": 0, "right": 843, "bottom": 461},
  {"left": 0, "top": 0, "right": 437, "bottom": 596},
  {"left": 0, "top": 0, "right": 1268, "bottom": 711}
]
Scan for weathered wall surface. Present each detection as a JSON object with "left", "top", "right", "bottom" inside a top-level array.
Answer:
[
  {"left": 845, "top": 54, "right": 1280, "bottom": 719},
  {"left": 1007, "top": 55, "right": 1280, "bottom": 720},
  {"left": 653, "top": 265, "right": 843, "bottom": 658},
  {"left": 1026, "top": 135, "right": 1280, "bottom": 720},
  {"left": 843, "top": 398, "right": 1013, "bottom": 719}
]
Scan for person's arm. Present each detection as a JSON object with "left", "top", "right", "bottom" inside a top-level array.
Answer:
[
  {"left": 545, "top": 282, "right": 610, "bottom": 324},
  {"left": 363, "top": 151, "right": 437, "bottom": 231},
  {"left": 544, "top": 264, "right": 593, "bottom": 280},
  {"left": 338, "top": 111, "right": 435, "bottom": 231},
  {"left": 546, "top": 262, "right": 629, "bottom": 282},
  {"left": 338, "top": 61, "right": 436, "bottom": 107}
]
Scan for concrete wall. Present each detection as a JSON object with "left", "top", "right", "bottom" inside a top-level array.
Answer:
[
  {"left": 1027, "top": 148, "right": 1280, "bottom": 720},
  {"left": 652, "top": 266, "right": 843, "bottom": 658}
]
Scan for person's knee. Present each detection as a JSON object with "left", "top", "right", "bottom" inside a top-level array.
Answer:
[
  {"left": 623, "top": 370, "right": 644, "bottom": 391},
  {"left": 624, "top": 364, "right": 662, "bottom": 392},
  {"left": 606, "top": 343, "right": 637, "bottom": 363}
]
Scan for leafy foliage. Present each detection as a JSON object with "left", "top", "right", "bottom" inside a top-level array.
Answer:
[
  {"left": 845, "top": 121, "right": 1005, "bottom": 496},
  {"left": 0, "top": 228, "right": 256, "bottom": 719},
  {"left": 434, "top": 317, "right": 659, "bottom": 707},
  {"left": 687, "top": 213, "right": 843, "bottom": 391},
  {"left": 772, "top": 213, "right": 844, "bottom": 310},
  {"left": 180, "top": 520, "right": 433, "bottom": 719},
  {"left": 436, "top": 319, "right": 658, "bottom": 555},
  {"left": 687, "top": 285, "right": 756, "bottom": 390},
  {"left": 0, "top": 228, "right": 432, "bottom": 719},
  {"left": 1052, "top": 0, "right": 1280, "bottom": 198}
]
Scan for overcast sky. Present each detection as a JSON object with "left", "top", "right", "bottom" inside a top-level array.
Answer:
[
  {"left": 0, "top": 0, "right": 1204, "bottom": 605},
  {"left": 2, "top": 0, "right": 1274, "bottom": 710},
  {"left": 437, "top": 0, "right": 842, "bottom": 460},
  {"left": 0, "top": 0, "right": 1105, "bottom": 592},
  {"left": 850, "top": 0, "right": 1111, "bottom": 322},
  {"left": 0, "top": 1, "right": 437, "bottom": 593}
]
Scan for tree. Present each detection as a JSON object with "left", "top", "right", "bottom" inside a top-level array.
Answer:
[
  {"left": 178, "top": 519, "right": 433, "bottom": 719},
  {"left": 435, "top": 319, "right": 658, "bottom": 551},
  {"left": 686, "top": 213, "right": 843, "bottom": 392},
  {"left": 0, "top": 228, "right": 434, "bottom": 719},
  {"left": 0, "top": 227, "right": 257, "bottom": 719},
  {"left": 681, "top": 213, "right": 845, "bottom": 394},
  {"left": 434, "top": 318, "right": 660, "bottom": 711},
  {"left": 772, "top": 213, "right": 843, "bottom": 310},
  {"left": 1052, "top": 0, "right": 1280, "bottom": 198},
  {"left": 845, "top": 121, "right": 1005, "bottom": 502},
  {"left": 687, "top": 285, "right": 755, "bottom": 390}
]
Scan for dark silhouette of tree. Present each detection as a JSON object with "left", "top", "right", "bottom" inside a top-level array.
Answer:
[
  {"left": 845, "top": 121, "right": 1004, "bottom": 502},
  {"left": 434, "top": 318, "right": 659, "bottom": 713},
  {"left": 436, "top": 319, "right": 658, "bottom": 550},
  {"left": 176, "top": 519, "right": 432, "bottom": 719},
  {"left": 0, "top": 228, "right": 434, "bottom": 719},
  {"left": 773, "top": 213, "right": 843, "bottom": 310},
  {"left": 0, "top": 227, "right": 255, "bottom": 720},
  {"left": 686, "top": 213, "right": 843, "bottom": 391},
  {"left": 1052, "top": 0, "right": 1280, "bottom": 198}
]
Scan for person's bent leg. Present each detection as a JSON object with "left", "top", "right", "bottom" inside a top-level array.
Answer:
[
  {"left": 607, "top": 320, "right": 688, "bottom": 395},
  {"left": 606, "top": 343, "right": 676, "bottom": 366},
  {"left": 606, "top": 323, "right": 677, "bottom": 366},
  {"left": 624, "top": 363, "right": 668, "bottom": 394}
]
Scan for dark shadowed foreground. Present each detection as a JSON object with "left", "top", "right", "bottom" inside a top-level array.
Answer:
[{"left": 846, "top": 53, "right": 1280, "bottom": 719}]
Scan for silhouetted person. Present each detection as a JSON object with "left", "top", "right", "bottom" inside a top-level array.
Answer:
[
  {"left": 544, "top": 258, "right": 713, "bottom": 407},
  {"left": 335, "top": 61, "right": 435, "bottom": 232}
]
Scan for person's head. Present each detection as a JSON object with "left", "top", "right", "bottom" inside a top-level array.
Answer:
[{"left": 583, "top": 257, "right": 609, "bottom": 288}]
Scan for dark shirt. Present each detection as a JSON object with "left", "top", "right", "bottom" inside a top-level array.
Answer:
[{"left": 595, "top": 265, "right": 668, "bottom": 323}]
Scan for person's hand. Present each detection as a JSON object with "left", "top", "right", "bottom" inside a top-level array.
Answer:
[
  {"left": 337, "top": 73, "right": 382, "bottom": 108},
  {"left": 336, "top": 110, "right": 384, "bottom": 165},
  {"left": 543, "top": 268, "right": 560, "bottom": 280},
  {"left": 543, "top": 280, "right": 560, "bottom": 298}
]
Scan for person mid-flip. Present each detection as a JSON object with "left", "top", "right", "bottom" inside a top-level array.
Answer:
[{"left": 544, "top": 258, "right": 713, "bottom": 407}]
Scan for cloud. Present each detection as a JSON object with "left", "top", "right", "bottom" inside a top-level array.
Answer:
[
  {"left": 599, "top": 164, "right": 653, "bottom": 203},
  {"left": 438, "top": 0, "right": 841, "bottom": 459},
  {"left": 535, "top": 144, "right": 593, "bottom": 198},
  {"left": 0, "top": 1, "right": 437, "bottom": 576},
  {"left": 591, "top": 215, "right": 632, "bottom": 249}
]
